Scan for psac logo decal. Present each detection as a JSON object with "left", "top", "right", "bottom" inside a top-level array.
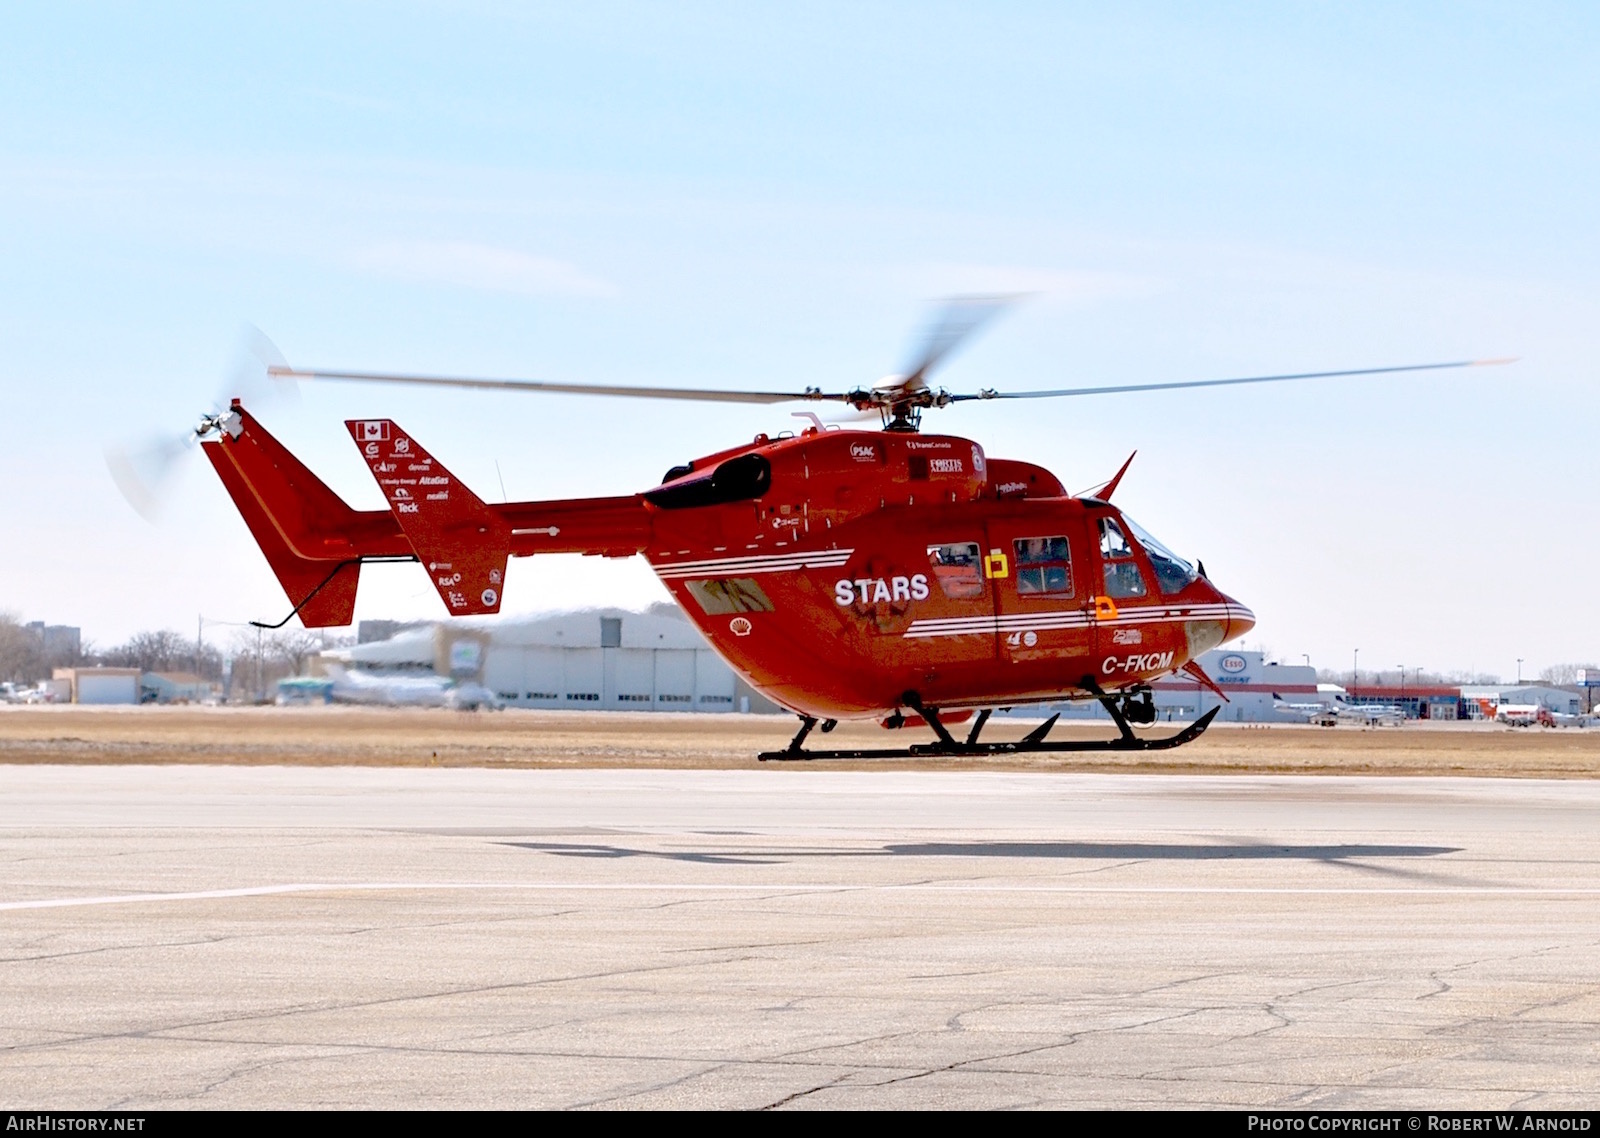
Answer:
[
  {"left": 1220, "top": 654, "right": 1247, "bottom": 674},
  {"left": 849, "top": 442, "right": 879, "bottom": 462},
  {"left": 835, "top": 574, "right": 930, "bottom": 606},
  {"left": 1101, "top": 651, "right": 1175, "bottom": 675}
]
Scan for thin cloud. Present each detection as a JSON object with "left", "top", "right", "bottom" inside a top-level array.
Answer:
[
  {"left": 354, "top": 240, "right": 617, "bottom": 297},
  {"left": 908, "top": 262, "right": 1161, "bottom": 302}
]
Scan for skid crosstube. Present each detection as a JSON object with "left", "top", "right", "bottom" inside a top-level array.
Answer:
[{"left": 758, "top": 705, "right": 1219, "bottom": 761}]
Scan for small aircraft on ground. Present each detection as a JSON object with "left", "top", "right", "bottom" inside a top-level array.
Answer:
[{"left": 1273, "top": 693, "right": 1406, "bottom": 727}]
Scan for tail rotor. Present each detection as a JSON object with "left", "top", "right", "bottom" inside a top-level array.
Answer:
[{"left": 105, "top": 324, "right": 296, "bottom": 521}]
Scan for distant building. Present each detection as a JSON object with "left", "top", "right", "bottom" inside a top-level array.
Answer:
[
  {"left": 140, "top": 672, "right": 222, "bottom": 704},
  {"left": 356, "top": 619, "right": 428, "bottom": 645},
  {"left": 27, "top": 622, "right": 81, "bottom": 661},
  {"left": 1458, "top": 685, "right": 1584, "bottom": 719},
  {"left": 327, "top": 608, "right": 782, "bottom": 714},
  {"left": 1344, "top": 684, "right": 1462, "bottom": 720},
  {"left": 51, "top": 667, "right": 139, "bottom": 704},
  {"left": 1151, "top": 650, "right": 1323, "bottom": 723}
]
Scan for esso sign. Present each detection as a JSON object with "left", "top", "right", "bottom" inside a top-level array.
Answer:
[{"left": 1220, "top": 654, "right": 1247, "bottom": 674}]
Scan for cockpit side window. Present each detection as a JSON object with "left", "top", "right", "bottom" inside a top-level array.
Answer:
[
  {"left": 1013, "top": 536, "right": 1073, "bottom": 596},
  {"left": 927, "top": 542, "right": 985, "bottom": 599},
  {"left": 1121, "top": 515, "right": 1200, "bottom": 596},
  {"left": 1097, "top": 517, "right": 1148, "bottom": 599}
]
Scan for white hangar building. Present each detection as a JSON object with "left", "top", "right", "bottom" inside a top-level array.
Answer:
[{"left": 332, "top": 608, "right": 780, "bottom": 714}]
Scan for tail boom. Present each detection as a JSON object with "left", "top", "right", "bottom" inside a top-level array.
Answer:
[{"left": 206, "top": 405, "right": 653, "bottom": 626}]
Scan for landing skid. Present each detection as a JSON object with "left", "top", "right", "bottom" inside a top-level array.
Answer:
[{"left": 758, "top": 686, "right": 1220, "bottom": 762}]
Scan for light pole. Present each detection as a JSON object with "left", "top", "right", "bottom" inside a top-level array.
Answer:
[
  {"left": 1517, "top": 658, "right": 1524, "bottom": 685},
  {"left": 196, "top": 615, "right": 258, "bottom": 702},
  {"left": 1397, "top": 665, "right": 1406, "bottom": 718},
  {"left": 1353, "top": 648, "right": 1360, "bottom": 696}
]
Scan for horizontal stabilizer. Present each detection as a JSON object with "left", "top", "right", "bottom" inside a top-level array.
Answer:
[{"left": 347, "top": 419, "right": 510, "bottom": 615}]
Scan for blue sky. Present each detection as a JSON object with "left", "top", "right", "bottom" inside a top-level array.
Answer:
[{"left": 2, "top": 3, "right": 1595, "bottom": 678}]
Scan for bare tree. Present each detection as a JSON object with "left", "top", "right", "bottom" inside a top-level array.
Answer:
[
  {"left": 269, "top": 629, "right": 325, "bottom": 677},
  {"left": 1539, "top": 663, "right": 1598, "bottom": 687},
  {"left": 1317, "top": 666, "right": 1502, "bottom": 686},
  {"left": 193, "top": 643, "right": 226, "bottom": 682},
  {"left": 101, "top": 630, "right": 193, "bottom": 673},
  {"left": 225, "top": 628, "right": 323, "bottom": 702},
  {"left": 0, "top": 614, "right": 43, "bottom": 684}
]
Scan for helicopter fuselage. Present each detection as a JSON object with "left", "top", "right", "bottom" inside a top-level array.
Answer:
[
  {"left": 640, "top": 426, "right": 1253, "bottom": 717},
  {"left": 203, "top": 405, "right": 1253, "bottom": 722}
]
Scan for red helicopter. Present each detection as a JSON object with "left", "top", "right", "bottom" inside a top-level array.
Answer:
[{"left": 172, "top": 300, "right": 1506, "bottom": 760}]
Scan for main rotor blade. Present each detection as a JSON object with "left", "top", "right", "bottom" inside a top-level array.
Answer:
[
  {"left": 947, "top": 358, "right": 1517, "bottom": 402},
  {"left": 269, "top": 367, "right": 854, "bottom": 406},
  {"left": 900, "top": 294, "right": 1024, "bottom": 391}
]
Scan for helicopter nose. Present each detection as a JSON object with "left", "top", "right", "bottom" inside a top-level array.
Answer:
[{"left": 1223, "top": 596, "right": 1256, "bottom": 642}]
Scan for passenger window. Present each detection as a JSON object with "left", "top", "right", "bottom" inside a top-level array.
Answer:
[
  {"left": 1013, "top": 536, "right": 1073, "bottom": 596},
  {"left": 927, "top": 542, "right": 985, "bottom": 599},
  {"left": 1097, "top": 518, "right": 1147, "bottom": 599}
]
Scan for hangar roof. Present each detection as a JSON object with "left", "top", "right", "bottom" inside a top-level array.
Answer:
[{"left": 330, "top": 608, "right": 709, "bottom": 667}]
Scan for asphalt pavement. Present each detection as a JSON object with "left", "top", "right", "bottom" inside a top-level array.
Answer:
[{"left": 3, "top": 767, "right": 1597, "bottom": 1109}]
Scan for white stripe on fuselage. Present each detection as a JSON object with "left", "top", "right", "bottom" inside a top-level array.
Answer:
[
  {"left": 903, "top": 603, "right": 1252, "bottom": 639},
  {"left": 653, "top": 547, "right": 854, "bottom": 580}
]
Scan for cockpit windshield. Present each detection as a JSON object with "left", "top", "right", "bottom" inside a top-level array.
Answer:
[{"left": 1121, "top": 515, "right": 1199, "bottom": 596}]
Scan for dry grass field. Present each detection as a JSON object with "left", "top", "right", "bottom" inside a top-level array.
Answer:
[{"left": 3, "top": 704, "right": 1599, "bottom": 776}]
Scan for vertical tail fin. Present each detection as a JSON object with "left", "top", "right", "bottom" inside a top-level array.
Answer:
[
  {"left": 203, "top": 403, "right": 407, "bottom": 628},
  {"left": 203, "top": 439, "right": 362, "bottom": 627},
  {"left": 346, "top": 419, "right": 511, "bottom": 615}
]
